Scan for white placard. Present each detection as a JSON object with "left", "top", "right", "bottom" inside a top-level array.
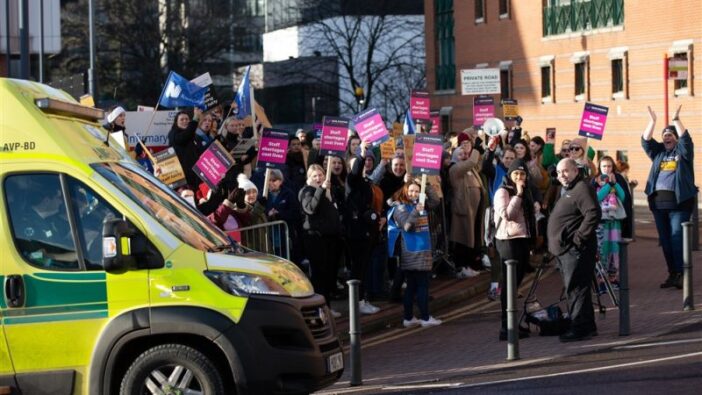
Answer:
[
  {"left": 124, "top": 110, "right": 179, "bottom": 148},
  {"left": 190, "top": 72, "right": 213, "bottom": 88},
  {"left": 460, "top": 68, "right": 501, "bottom": 95}
]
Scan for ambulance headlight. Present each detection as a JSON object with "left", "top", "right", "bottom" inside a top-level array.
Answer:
[{"left": 205, "top": 271, "right": 289, "bottom": 297}]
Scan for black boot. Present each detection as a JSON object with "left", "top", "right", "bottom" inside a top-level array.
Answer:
[{"left": 660, "top": 273, "right": 676, "bottom": 288}]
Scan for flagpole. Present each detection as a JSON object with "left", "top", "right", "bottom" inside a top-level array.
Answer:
[{"left": 250, "top": 85, "right": 257, "bottom": 139}]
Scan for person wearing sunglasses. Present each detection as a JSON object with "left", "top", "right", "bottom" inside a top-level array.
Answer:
[{"left": 568, "top": 137, "right": 597, "bottom": 180}]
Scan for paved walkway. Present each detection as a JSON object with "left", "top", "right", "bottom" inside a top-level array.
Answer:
[{"left": 322, "top": 207, "right": 702, "bottom": 393}]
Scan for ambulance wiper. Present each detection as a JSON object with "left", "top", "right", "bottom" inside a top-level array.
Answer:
[{"left": 208, "top": 244, "right": 234, "bottom": 253}]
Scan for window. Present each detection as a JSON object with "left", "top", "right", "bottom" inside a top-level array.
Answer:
[
  {"left": 5, "top": 174, "right": 80, "bottom": 270},
  {"left": 571, "top": 52, "right": 589, "bottom": 100},
  {"left": 608, "top": 47, "right": 628, "bottom": 99},
  {"left": 500, "top": 61, "right": 512, "bottom": 99},
  {"left": 671, "top": 52, "right": 691, "bottom": 96},
  {"left": 499, "top": 0, "right": 510, "bottom": 18},
  {"left": 540, "top": 55, "right": 554, "bottom": 102},
  {"left": 475, "top": 0, "right": 485, "bottom": 23},
  {"left": 541, "top": 65, "right": 551, "bottom": 100},
  {"left": 435, "top": 0, "right": 455, "bottom": 91},
  {"left": 4, "top": 173, "right": 125, "bottom": 271}
]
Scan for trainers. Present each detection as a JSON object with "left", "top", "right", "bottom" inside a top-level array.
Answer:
[
  {"left": 481, "top": 254, "right": 492, "bottom": 269},
  {"left": 359, "top": 300, "right": 380, "bottom": 315},
  {"left": 456, "top": 267, "right": 480, "bottom": 279},
  {"left": 402, "top": 317, "right": 421, "bottom": 328},
  {"left": 487, "top": 284, "right": 501, "bottom": 301},
  {"left": 419, "top": 316, "right": 442, "bottom": 327},
  {"left": 331, "top": 309, "right": 342, "bottom": 318}
]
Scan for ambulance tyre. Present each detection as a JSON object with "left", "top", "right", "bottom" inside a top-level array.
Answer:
[{"left": 120, "top": 343, "right": 225, "bottom": 395}]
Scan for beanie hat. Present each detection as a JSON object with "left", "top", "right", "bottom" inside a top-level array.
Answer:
[
  {"left": 662, "top": 125, "right": 678, "bottom": 139},
  {"left": 237, "top": 174, "right": 258, "bottom": 192},
  {"left": 457, "top": 132, "right": 473, "bottom": 146},
  {"left": 507, "top": 159, "right": 528, "bottom": 178},
  {"left": 107, "top": 106, "right": 126, "bottom": 124}
]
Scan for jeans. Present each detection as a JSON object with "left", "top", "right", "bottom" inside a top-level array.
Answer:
[
  {"left": 651, "top": 207, "right": 692, "bottom": 274},
  {"left": 365, "top": 242, "right": 388, "bottom": 298},
  {"left": 403, "top": 270, "right": 430, "bottom": 321}
]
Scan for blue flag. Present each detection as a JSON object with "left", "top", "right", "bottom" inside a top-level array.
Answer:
[
  {"left": 403, "top": 111, "right": 416, "bottom": 135},
  {"left": 234, "top": 66, "right": 251, "bottom": 118},
  {"left": 158, "top": 71, "right": 207, "bottom": 108}
]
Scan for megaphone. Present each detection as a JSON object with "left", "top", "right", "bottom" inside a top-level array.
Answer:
[{"left": 481, "top": 118, "right": 505, "bottom": 137}]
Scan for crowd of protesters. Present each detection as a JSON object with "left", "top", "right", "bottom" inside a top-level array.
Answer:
[{"left": 105, "top": 101, "right": 695, "bottom": 339}]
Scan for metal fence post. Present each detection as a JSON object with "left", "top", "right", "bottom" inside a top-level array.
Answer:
[
  {"left": 618, "top": 238, "right": 632, "bottom": 336},
  {"left": 505, "top": 259, "right": 520, "bottom": 361},
  {"left": 682, "top": 222, "right": 695, "bottom": 311},
  {"left": 347, "top": 279, "right": 362, "bottom": 386},
  {"left": 692, "top": 194, "right": 699, "bottom": 251}
]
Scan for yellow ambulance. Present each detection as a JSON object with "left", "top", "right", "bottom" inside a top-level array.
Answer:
[{"left": 0, "top": 78, "right": 343, "bottom": 394}]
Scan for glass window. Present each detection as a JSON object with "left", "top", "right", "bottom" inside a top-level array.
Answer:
[
  {"left": 611, "top": 58, "right": 623, "bottom": 95},
  {"left": 499, "top": 0, "right": 509, "bottom": 17},
  {"left": 475, "top": 0, "right": 485, "bottom": 21},
  {"left": 575, "top": 62, "right": 586, "bottom": 96},
  {"left": 672, "top": 52, "right": 689, "bottom": 92},
  {"left": 500, "top": 68, "right": 511, "bottom": 99},
  {"left": 541, "top": 65, "right": 551, "bottom": 99},
  {"left": 435, "top": 0, "right": 455, "bottom": 91},
  {"left": 4, "top": 174, "right": 80, "bottom": 270},
  {"left": 92, "top": 162, "right": 230, "bottom": 252},
  {"left": 67, "top": 178, "right": 122, "bottom": 270}
]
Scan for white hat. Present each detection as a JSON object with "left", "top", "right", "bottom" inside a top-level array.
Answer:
[
  {"left": 237, "top": 174, "right": 257, "bottom": 192},
  {"left": 107, "top": 106, "right": 126, "bottom": 124}
]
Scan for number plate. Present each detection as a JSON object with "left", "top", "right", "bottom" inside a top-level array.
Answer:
[{"left": 327, "top": 352, "right": 344, "bottom": 373}]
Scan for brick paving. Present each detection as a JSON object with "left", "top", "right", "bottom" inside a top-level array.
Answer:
[{"left": 321, "top": 207, "right": 702, "bottom": 392}]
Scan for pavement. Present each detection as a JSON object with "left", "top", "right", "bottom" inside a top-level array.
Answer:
[{"left": 321, "top": 205, "right": 702, "bottom": 393}]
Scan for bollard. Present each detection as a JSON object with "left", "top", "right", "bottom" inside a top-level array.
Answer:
[
  {"left": 692, "top": 195, "right": 699, "bottom": 251},
  {"left": 618, "top": 238, "right": 632, "bottom": 336},
  {"left": 347, "top": 279, "right": 362, "bottom": 386},
  {"left": 682, "top": 222, "right": 695, "bottom": 311},
  {"left": 505, "top": 259, "right": 520, "bottom": 361}
]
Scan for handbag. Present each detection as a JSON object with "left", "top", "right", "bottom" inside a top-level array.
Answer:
[{"left": 525, "top": 304, "right": 571, "bottom": 336}]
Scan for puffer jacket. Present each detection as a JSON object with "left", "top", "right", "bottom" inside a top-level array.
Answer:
[{"left": 493, "top": 187, "right": 529, "bottom": 240}]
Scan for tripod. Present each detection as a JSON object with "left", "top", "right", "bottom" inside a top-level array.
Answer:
[{"left": 592, "top": 255, "right": 619, "bottom": 315}]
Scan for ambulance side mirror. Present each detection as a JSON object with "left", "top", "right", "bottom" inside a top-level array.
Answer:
[{"left": 102, "top": 218, "right": 163, "bottom": 273}]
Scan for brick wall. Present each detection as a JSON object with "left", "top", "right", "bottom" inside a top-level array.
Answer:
[{"left": 425, "top": 0, "right": 701, "bottom": 196}]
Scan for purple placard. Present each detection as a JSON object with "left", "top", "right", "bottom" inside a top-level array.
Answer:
[
  {"left": 192, "top": 140, "right": 234, "bottom": 190},
  {"left": 320, "top": 116, "right": 350, "bottom": 155},
  {"left": 430, "top": 111, "right": 440, "bottom": 134},
  {"left": 473, "top": 95, "right": 495, "bottom": 127},
  {"left": 257, "top": 128, "right": 290, "bottom": 169},
  {"left": 411, "top": 134, "right": 443, "bottom": 175},
  {"left": 410, "top": 90, "right": 431, "bottom": 121},
  {"left": 578, "top": 102, "right": 609, "bottom": 140},
  {"left": 351, "top": 107, "right": 389, "bottom": 146}
]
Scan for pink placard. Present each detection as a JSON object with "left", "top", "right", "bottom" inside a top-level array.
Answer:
[
  {"left": 192, "top": 140, "right": 234, "bottom": 189},
  {"left": 410, "top": 90, "right": 431, "bottom": 121},
  {"left": 473, "top": 95, "right": 495, "bottom": 127},
  {"left": 257, "top": 129, "right": 289, "bottom": 169},
  {"left": 430, "top": 111, "right": 440, "bottom": 134},
  {"left": 351, "top": 107, "right": 389, "bottom": 145},
  {"left": 320, "top": 116, "right": 350, "bottom": 155},
  {"left": 411, "top": 134, "right": 443, "bottom": 175},
  {"left": 578, "top": 102, "right": 609, "bottom": 140}
]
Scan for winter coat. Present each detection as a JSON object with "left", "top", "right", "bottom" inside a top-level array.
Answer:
[
  {"left": 449, "top": 149, "right": 484, "bottom": 248},
  {"left": 298, "top": 185, "right": 343, "bottom": 236},
  {"left": 387, "top": 185, "right": 439, "bottom": 271},
  {"left": 493, "top": 188, "right": 530, "bottom": 240}
]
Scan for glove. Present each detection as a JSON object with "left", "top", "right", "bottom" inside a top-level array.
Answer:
[{"left": 228, "top": 188, "right": 246, "bottom": 209}]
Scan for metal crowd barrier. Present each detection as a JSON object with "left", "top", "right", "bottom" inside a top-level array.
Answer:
[{"left": 230, "top": 220, "right": 291, "bottom": 260}]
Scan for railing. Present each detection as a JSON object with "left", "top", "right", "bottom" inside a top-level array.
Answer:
[
  {"left": 228, "top": 220, "right": 291, "bottom": 260},
  {"left": 543, "top": 0, "right": 624, "bottom": 37}
]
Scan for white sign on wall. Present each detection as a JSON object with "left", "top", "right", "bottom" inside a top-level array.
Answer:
[{"left": 460, "top": 68, "right": 501, "bottom": 95}]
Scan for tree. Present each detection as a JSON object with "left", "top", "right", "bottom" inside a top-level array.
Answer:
[{"left": 277, "top": 0, "right": 426, "bottom": 121}]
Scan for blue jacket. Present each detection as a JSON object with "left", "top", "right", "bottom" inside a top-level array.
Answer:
[{"left": 641, "top": 132, "right": 696, "bottom": 205}]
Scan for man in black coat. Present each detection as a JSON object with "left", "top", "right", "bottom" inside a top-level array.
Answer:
[{"left": 547, "top": 158, "right": 601, "bottom": 342}]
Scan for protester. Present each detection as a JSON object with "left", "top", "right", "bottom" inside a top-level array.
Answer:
[
  {"left": 528, "top": 136, "right": 551, "bottom": 197},
  {"left": 346, "top": 135, "right": 362, "bottom": 169},
  {"left": 641, "top": 105, "right": 696, "bottom": 289},
  {"left": 262, "top": 169, "right": 302, "bottom": 261},
  {"left": 568, "top": 137, "right": 597, "bottom": 180},
  {"left": 285, "top": 136, "right": 307, "bottom": 193},
  {"left": 547, "top": 159, "right": 601, "bottom": 342},
  {"left": 104, "top": 105, "right": 143, "bottom": 160},
  {"left": 388, "top": 180, "right": 442, "bottom": 328},
  {"left": 299, "top": 164, "right": 344, "bottom": 316},
  {"left": 345, "top": 141, "right": 382, "bottom": 315},
  {"left": 449, "top": 141, "right": 484, "bottom": 277},
  {"left": 591, "top": 156, "right": 628, "bottom": 288},
  {"left": 494, "top": 159, "right": 535, "bottom": 340},
  {"left": 167, "top": 109, "right": 200, "bottom": 189}
]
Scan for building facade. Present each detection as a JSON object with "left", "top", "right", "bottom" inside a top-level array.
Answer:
[{"left": 424, "top": 0, "right": 701, "bottom": 190}]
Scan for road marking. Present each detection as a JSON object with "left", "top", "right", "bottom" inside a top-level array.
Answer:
[
  {"left": 454, "top": 351, "right": 702, "bottom": 389},
  {"left": 614, "top": 338, "right": 702, "bottom": 350},
  {"left": 381, "top": 382, "right": 463, "bottom": 391}
]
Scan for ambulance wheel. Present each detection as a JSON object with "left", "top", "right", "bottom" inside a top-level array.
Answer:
[{"left": 120, "top": 343, "right": 225, "bottom": 395}]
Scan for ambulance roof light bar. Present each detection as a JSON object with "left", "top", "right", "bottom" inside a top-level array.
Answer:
[{"left": 35, "top": 98, "right": 105, "bottom": 121}]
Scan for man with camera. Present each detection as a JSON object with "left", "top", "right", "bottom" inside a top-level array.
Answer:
[{"left": 547, "top": 158, "right": 602, "bottom": 342}]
